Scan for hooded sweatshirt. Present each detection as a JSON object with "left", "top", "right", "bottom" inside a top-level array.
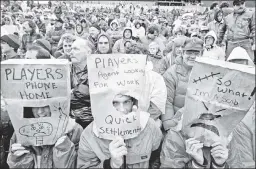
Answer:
[
  {"left": 106, "top": 19, "right": 122, "bottom": 43},
  {"left": 95, "top": 33, "right": 113, "bottom": 54},
  {"left": 132, "top": 20, "right": 146, "bottom": 38},
  {"left": 227, "top": 46, "right": 254, "bottom": 66},
  {"left": 1, "top": 16, "right": 19, "bottom": 36},
  {"left": 112, "top": 27, "right": 133, "bottom": 53},
  {"left": 202, "top": 30, "right": 225, "bottom": 61}
]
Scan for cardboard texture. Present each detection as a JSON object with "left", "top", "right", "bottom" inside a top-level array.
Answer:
[
  {"left": 182, "top": 57, "right": 255, "bottom": 147},
  {"left": 1, "top": 59, "right": 71, "bottom": 146},
  {"left": 87, "top": 54, "right": 147, "bottom": 140}
]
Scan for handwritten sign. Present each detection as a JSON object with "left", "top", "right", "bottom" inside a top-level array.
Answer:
[
  {"left": 181, "top": 58, "right": 255, "bottom": 146},
  {"left": 1, "top": 59, "right": 71, "bottom": 146},
  {"left": 87, "top": 54, "right": 147, "bottom": 140}
]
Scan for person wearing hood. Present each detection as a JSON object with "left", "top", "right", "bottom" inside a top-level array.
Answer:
[
  {"left": 112, "top": 27, "right": 134, "bottom": 54},
  {"left": 80, "top": 19, "right": 90, "bottom": 33},
  {"left": 223, "top": 0, "right": 255, "bottom": 61},
  {"left": 207, "top": 9, "right": 226, "bottom": 46},
  {"left": 162, "top": 38, "right": 204, "bottom": 132},
  {"left": 106, "top": 19, "right": 122, "bottom": 44},
  {"left": 202, "top": 30, "right": 225, "bottom": 60},
  {"left": 227, "top": 46, "right": 254, "bottom": 66},
  {"left": 75, "top": 23, "right": 89, "bottom": 39},
  {"left": 147, "top": 42, "right": 168, "bottom": 75},
  {"left": 95, "top": 33, "right": 113, "bottom": 54},
  {"left": 77, "top": 94, "right": 163, "bottom": 168},
  {"left": 1, "top": 15, "right": 19, "bottom": 37},
  {"left": 1, "top": 34, "right": 21, "bottom": 61},
  {"left": 87, "top": 24, "right": 101, "bottom": 53},
  {"left": 132, "top": 20, "right": 146, "bottom": 38}
]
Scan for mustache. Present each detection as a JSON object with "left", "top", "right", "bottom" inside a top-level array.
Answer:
[{"left": 190, "top": 123, "right": 220, "bottom": 136}]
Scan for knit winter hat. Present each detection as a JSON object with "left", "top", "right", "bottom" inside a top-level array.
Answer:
[
  {"left": 34, "top": 39, "right": 52, "bottom": 54},
  {"left": 1, "top": 34, "right": 20, "bottom": 50}
]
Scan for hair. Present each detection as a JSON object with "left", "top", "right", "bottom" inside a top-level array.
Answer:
[
  {"left": 220, "top": 2, "right": 229, "bottom": 8},
  {"left": 24, "top": 20, "right": 37, "bottom": 35},
  {"left": 148, "top": 24, "right": 160, "bottom": 35},
  {"left": 233, "top": 0, "right": 245, "bottom": 6},
  {"left": 73, "top": 38, "right": 92, "bottom": 54},
  {"left": 210, "top": 2, "right": 219, "bottom": 10},
  {"left": 27, "top": 45, "right": 51, "bottom": 59}
]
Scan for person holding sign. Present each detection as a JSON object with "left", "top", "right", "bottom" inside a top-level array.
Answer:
[
  {"left": 161, "top": 37, "right": 204, "bottom": 131},
  {"left": 77, "top": 94, "right": 162, "bottom": 168},
  {"left": 7, "top": 107, "right": 83, "bottom": 168}
]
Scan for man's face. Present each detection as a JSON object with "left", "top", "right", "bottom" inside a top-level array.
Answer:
[
  {"left": 63, "top": 41, "right": 72, "bottom": 54},
  {"left": 4, "top": 17, "right": 10, "bottom": 25},
  {"left": 23, "top": 22, "right": 32, "bottom": 34},
  {"left": 200, "top": 30, "right": 208, "bottom": 39},
  {"left": 32, "top": 106, "right": 51, "bottom": 118},
  {"left": 112, "top": 23, "right": 117, "bottom": 29},
  {"left": 113, "top": 94, "right": 133, "bottom": 115},
  {"left": 135, "top": 23, "right": 141, "bottom": 29},
  {"left": 183, "top": 50, "right": 201, "bottom": 67},
  {"left": 25, "top": 50, "right": 38, "bottom": 59},
  {"left": 98, "top": 36, "right": 110, "bottom": 54},
  {"left": 175, "top": 46, "right": 183, "bottom": 56},
  {"left": 149, "top": 44, "right": 158, "bottom": 55},
  {"left": 124, "top": 30, "right": 132, "bottom": 39},
  {"left": 70, "top": 41, "right": 90, "bottom": 64},
  {"left": 148, "top": 30, "right": 159, "bottom": 40},
  {"left": 89, "top": 27, "right": 100, "bottom": 39},
  {"left": 234, "top": 3, "right": 245, "bottom": 11},
  {"left": 1, "top": 41, "right": 12, "bottom": 53}
]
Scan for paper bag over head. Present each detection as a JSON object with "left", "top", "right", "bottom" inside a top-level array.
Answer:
[
  {"left": 1, "top": 59, "right": 71, "bottom": 146},
  {"left": 181, "top": 58, "right": 255, "bottom": 147},
  {"left": 87, "top": 54, "right": 147, "bottom": 140}
]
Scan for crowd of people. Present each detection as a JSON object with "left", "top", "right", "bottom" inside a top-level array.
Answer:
[{"left": 0, "top": 0, "right": 255, "bottom": 168}]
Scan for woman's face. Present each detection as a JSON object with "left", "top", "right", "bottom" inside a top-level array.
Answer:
[
  {"left": 124, "top": 30, "right": 132, "bottom": 39},
  {"left": 63, "top": 41, "right": 73, "bottom": 54},
  {"left": 4, "top": 17, "right": 10, "bottom": 25},
  {"left": 32, "top": 106, "right": 51, "bottom": 118},
  {"left": 135, "top": 23, "right": 141, "bottom": 29},
  {"left": 217, "top": 12, "right": 223, "bottom": 21}
]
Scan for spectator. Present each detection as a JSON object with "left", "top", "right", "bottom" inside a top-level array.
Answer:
[
  {"left": 223, "top": 0, "right": 255, "bottom": 61},
  {"left": 112, "top": 27, "right": 133, "bottom": 53},
  {"left": 202, "top": 30, "right": 225, "bottom": 60},
  {"left": 87, "top": 24, "right": 101, "bottom": 53},
  {"left": 1, "top": 34, "right": 21, "bottom": 60},
  {"left": 161, "top": 38, "right": 204, "bottom": 131},
  {"left": 55, "top": 33, "right": 76, "bottom": 60},
  {"left": 95, "top": 33, "right": 113, "bottom": 54}
]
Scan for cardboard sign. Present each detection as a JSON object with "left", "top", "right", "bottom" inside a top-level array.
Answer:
[
  {"left": 1, "top": 59, "right": 71, "bottom": 146},
  {"left": 87, "top": 54, "right": 147, "bottom": 140},
  {"left": 182, "top": 58, "right": 255, "bottom": 147}
]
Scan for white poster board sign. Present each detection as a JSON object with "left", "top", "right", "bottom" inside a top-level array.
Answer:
[
  {"left": 1, "top": 59, "right": 71, "bottom": 146},
  {"left": 87, "top": 54, "right": 147, "bottom": 140},
  {"left": 182, "top": 58, "right": 255, "bottom": 146}
]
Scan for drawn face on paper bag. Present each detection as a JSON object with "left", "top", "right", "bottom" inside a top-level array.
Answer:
[{"left": 182, "top": 102, "right": 231, "bottom": 147}]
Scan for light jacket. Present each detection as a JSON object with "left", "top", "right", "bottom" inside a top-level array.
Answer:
[
  {"left": 207, "top": 10, "right": 226, "bottom": 44},
  {"left": 161, "top": 56, "right": 191, "bottom": 131},
  {"left": 202, "top": 30, "right": 225, "bottom": 60},
  {"left": 7, "top": 119, "right": 83, "bottom": 168},
  {"left": 224, "top": 8, "right": 255, "bottom": 44},
  {"left": 161, "top": 129, "right": 229, "bottom": 168},
  {"left": 77, "top": 114, "right": 163, "bottom": 168},
  {"left": 227, "top": 103, "right": 255, "bottom": 168}
]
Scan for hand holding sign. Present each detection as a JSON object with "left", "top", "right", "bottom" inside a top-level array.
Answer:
[
  {"left": 211, "top": 142, "right": 228, "bottom": 166},
  {"left": 109, "top": 137, "right": 127, "bottom": 168},
  {"left": 185, "top": 138, "right": 204, "bottom": 165},
  {"left": 11, "top": 143, "right": 30, "bottom": 157}
]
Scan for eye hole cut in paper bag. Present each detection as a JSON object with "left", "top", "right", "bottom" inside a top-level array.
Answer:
[
  {"left": 1, "top": 59, "right": 71, "bottom": 146},
  {"left": 87, "top": 54, "right": 147, "bottom": 140},
  {"left": 181, "top": 58, "right": 255, "bottom": 147}
]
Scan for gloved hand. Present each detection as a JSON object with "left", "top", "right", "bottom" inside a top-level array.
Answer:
[
  {"left": 11, "top": 143, "right": 30, "bottom": 157},
  {"left": 109, "top": 137, "right": 127, "bottom": 168}
]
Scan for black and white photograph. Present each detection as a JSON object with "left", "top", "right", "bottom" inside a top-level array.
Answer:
[{"left": 0, "top": 0, "right": 255, "bottom": 168}]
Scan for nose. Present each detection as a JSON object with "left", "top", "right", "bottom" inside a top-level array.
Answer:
[
  {"left": 118, "top": 104, "right": 128, "bottom": 114},
  {"left": 37, "top": 108, "right": 44, "bottom": 116}
]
